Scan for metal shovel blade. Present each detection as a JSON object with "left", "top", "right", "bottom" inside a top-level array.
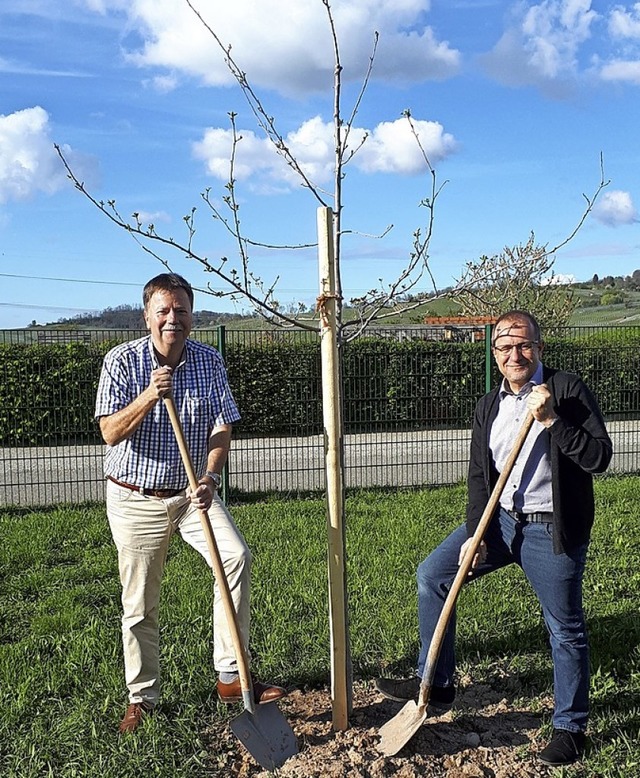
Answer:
[
  {"left": 377, "top": 699, "right": 428, "bottom": 756},
  {"left": 229, "top": 702, "right": 298, "bottom": 770}
]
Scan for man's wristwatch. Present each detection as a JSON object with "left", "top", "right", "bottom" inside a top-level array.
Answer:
[{"left": 205, "top": 471, "right": 222, "bottom": 490}]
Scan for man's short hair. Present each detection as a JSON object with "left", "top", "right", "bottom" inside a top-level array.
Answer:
[
  {"left": 143, "top": 273, "right": 194, "bottom": 310},
  {"left": 491, "top": 310, "right": 541, "bottom": 346}
]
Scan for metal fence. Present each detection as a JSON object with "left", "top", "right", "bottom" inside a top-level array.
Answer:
[{"left": 1, "top": 325, "right": 638, "bottom": 507}]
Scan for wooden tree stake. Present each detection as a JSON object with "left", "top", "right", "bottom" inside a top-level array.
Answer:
[{"left": 317, "top": 205, "right": 351, "bottom": 731}]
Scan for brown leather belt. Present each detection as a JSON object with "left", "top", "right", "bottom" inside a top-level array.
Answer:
[{"left": 107, "top": 475, "right": 185, "bottom": 499}]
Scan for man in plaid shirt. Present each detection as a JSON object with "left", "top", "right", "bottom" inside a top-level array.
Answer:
[{"left": 95, "top": 272, "right": 286, "bottom": 734}]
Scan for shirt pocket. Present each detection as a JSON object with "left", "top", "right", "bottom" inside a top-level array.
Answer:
[{"left": 182, "top": 391, "right": 210, "bottom": 424}]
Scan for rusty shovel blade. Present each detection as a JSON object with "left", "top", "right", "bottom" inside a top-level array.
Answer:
[{"left": 229, "top": 702, "right": 298, "bottom": 771}]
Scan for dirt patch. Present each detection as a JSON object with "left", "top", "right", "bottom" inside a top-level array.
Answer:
[{"left": 204, "top": 670, "right": 563, "bottom": 777}]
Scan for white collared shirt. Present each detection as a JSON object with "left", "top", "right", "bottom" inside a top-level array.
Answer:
[{"left": 489, "top": 362, "right": 554, "bottom": 514}]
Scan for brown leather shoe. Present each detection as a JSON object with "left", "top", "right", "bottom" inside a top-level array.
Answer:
[
  {"left": 217, "top": 676, "right": 287, "bottom": 705},
  {"left": 118, "top": 701, "right": 153, "bottom": 734}
]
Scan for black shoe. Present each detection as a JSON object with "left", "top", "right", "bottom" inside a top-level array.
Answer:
[
  {"left": 538, "top": 729, "right": 586, "bottom": 766},
  {"left": 429, "top": 684, "right": 456, "bottom": 711},
  {"left": 375, "top": 675, "right": 420, "bottom": 702},
  {"left": 375, "top": 676, "right": 455, "bottom": 711}
]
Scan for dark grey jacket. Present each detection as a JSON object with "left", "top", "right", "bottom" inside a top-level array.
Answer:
[{"left": 466, "top": 366, "right": 613, "bottom": 554}]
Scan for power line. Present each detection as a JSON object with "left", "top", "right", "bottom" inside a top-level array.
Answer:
[
  {"left": 0, "top": 272, "right": 315, "bottom": 294},
  {"left": 0, "top": 302, "right": 101, "bottom": 313},
  {"left": 0, "top": 273, "right": 141, "bottom": 287}
]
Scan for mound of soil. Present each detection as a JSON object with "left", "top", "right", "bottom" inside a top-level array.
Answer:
[{"left": 204, "top": 670, "right": 562, "bottom": 776}]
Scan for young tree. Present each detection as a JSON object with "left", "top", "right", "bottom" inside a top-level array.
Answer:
[
  {"left": 55, "top": 0, "right": 608, "bottom": 731},
  {"left": 55, "top": 1, "right": 451, "bottom": 730}
]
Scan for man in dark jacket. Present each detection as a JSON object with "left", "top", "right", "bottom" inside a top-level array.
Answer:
[{"left": 376, "top": 310, "right": 612, "bottom": 767}]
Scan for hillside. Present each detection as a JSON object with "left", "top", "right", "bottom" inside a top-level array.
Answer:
[
  {"left": 31, "top": 282, "right": 640, "bottom": 330},
  {"left": 43, "top": 304, "right": 262, "bottom": 330}
]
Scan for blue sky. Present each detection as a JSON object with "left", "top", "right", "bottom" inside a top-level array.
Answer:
[{"left": 1, "top": 0, "right": 640, "bottom": 328}]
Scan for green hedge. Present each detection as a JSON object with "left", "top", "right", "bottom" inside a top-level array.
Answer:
[
  {"left": 543, "top": 331, "right": 640, "bottom": 418},
  {"left": 226, "top": 337, "right": 322, "bottom": 435},
  {"left": 0, "top": 342, "right": 112, "bottom": 447},
  {"left": 1, "top": 329, "right": 638, "bottom": 447},
  {"left": 341, "top": 338, "right": 485, "bottom": 432}
]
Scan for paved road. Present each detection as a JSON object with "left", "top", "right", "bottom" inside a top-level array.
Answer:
[{"left": 1, "top": 421, "right": 638, "bottom": 507}]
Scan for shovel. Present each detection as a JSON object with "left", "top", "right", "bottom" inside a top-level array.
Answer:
[
  {"left": 164, "top": 396, "right": 298, "bottom": 771},
  {"left": 378, "top": 412, "right": 535, "bottom": 756}
]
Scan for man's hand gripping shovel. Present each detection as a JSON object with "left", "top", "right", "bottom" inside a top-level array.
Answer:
[
  {"left": 164, "top": 396, "right": 298, "bottom": 771},
  {"left": 378, "top": 413, "right": 535, "bottom": 756}
]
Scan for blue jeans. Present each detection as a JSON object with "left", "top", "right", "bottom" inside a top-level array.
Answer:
[{"left": 416, "top": 507, "right": 589, "bottom": 732}]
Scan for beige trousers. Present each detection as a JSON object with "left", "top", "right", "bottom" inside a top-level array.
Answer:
[{"left": 106, "top": 479, "right": 252, "bottom": 705}]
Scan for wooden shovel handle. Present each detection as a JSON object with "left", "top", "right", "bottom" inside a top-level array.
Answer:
[
  {"left": 418, "top": 412, "right": 535, "bottom": 709},
  {"left": 163, "top": 396, "right": 255, "bottom": 713}
]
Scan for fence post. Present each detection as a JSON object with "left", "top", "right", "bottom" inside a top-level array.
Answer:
[
  {"left": 484, "top": 323, "right": 493, "bottom": 393},
  {"left": 217, "top": 325, "right": 230, "bottom": 504}
]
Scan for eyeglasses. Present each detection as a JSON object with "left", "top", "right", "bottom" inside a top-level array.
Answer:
[{"left": 492, "top": 340, "right": 539, "bottom": 355}]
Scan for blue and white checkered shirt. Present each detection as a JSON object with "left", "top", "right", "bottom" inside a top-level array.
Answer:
[{"left": 95, "top": 336, "right": 241, "bottom": 489}]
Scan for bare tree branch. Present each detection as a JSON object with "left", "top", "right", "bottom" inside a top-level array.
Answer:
[
  {"left": 55, "top": 0, "right": 609, "bottom": 341},
  {"left": 546, "top": 151, "right": 610, "bottom": 254},
  {"left": 55, "top": 144, "right": 318, "bottom": 332},
  {"left": 342, "top": 111, "right": 447, "bottom": 338},
  {"left": 185, "top": 0, "right": 327, "bottom": 207}
]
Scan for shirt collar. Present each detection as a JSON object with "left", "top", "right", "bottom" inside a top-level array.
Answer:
[
  {"left": 499, "top": 362, "right": 544, "bottom": 398},
  {"left": 146, "top": 335, "right": 188, "bottom": 370}
]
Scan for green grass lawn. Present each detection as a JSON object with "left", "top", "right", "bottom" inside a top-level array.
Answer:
[{"left": 1, "top": 478, "right": 639, "bottom": 776}]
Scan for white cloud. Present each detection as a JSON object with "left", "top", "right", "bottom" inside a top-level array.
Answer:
[
  {"left": 133, "top": 209, "right": 171, "bottom": 225},
  {"left": 146, "top": 74, "right": 179, "bottom": 93},
  {"left": 608, "top": 3, "right": 640, "bottom": 39},
  {"left": 193, "top": 127, "right": 285, "bottom": 185},
  {"left": 355, "top": 118, "right": 458, "bottom": 173},
  {"left": 0, "top": 107, "right": 71, "bottom": 204},
  {"left": 541, "top": 273, "right": 577, "bottom": 285},
  {"left": 480, "top": 0, "right": 598, "bottom": 93},
  {"left": 286, "top": 117, "right": 338, "bottom": 183},
  {"left": 0, "top": 55, "right": 91, "bottom": 78},
  {"left": 592, "top": 190, "right": 638, "bottom": 226},
  {"left": 600, "top": 59, "right": 640, "bottom": 83},
  {"left": 596, "top": 4, "right": 640, "bottom": 84},
  {"left": 79, "top": 0, "right": 460, "bottom": 95},
  {"left": 192, "top": 115, "right": 458, "bottom": 190},
  {"left": 373, "top": 25, "right": 461, "bottom": 84}
]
